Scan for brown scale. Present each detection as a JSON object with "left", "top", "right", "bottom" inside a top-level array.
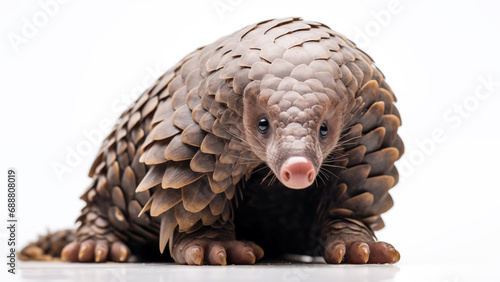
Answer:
[{"left": 20, "top": 17, "right": 403, "bottom": 265}]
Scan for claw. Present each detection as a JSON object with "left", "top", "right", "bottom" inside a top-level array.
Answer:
[
  {"left": 95, "top": 249, "right": 104, "bottom": 262},
  {"left": 78, "top": 240, "right": 96, "bottom": 262},
  {"left": 359, "top": 243, "right": 369, "bottom": 264},
  {"left": 216, "top": 251, "right": 227, "bottom": 266},
  {"left": 249, "top": 243, "right": 265, "bottom": 261},
  {"left": 185, "top": 246, "right": 204, "bottom": 265},
  {"left": 392, "top": 249, "right": 400, "bottom": 263},
  {"left": 324, "top": 242, "right": 346, "bottom": 264},
  {"left": 78, "top": 244, "right": 88, "bottom": 261},
  {"left": 246, "top": 251, "right": 256, "bottom": 265},
  {"left": 333, "top": 244, "right": 346, "bottom": 264},
  {"left": 61, "top": 242, "right": 80, "bottom": 262},
  {"left": 94, "top": 241, "right": 109, "bottom": 262},
  {"left": 111, "top": 242, "right": 129, "bottom": 262},
  {"left": 344, "top": 242, "right": 370, "bottom": 264},
  {"left": 367, "top": 242, "right": 400, "bottom": 264}
]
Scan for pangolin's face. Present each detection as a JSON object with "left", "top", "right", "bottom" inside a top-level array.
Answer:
[{"left": 243, "top": 72, "right": 347, "bottom": 189}]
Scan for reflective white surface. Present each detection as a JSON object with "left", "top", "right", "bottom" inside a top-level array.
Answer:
[{"left": 4, "top": 261, "right": 497, "bottom": 282}]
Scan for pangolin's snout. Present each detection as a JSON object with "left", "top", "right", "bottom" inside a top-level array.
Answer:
[{"left": 280, "top": 156, "right": 315, "bottom": 189}]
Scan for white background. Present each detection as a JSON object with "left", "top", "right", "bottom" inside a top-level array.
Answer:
[{"left": 1, "top": 0, "right": 499, "bottom": 279}]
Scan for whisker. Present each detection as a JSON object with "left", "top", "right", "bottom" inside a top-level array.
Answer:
[
  {"left": 252, "top": 165, "right": 269, "bottom": 175},
  {"left": 340, "top": 123, "right": 356, "bottom": 133},
  {"left": 323, "top": 170, "right": 331, "bottom": 181},
  {"left": 239, "top": 161, "right": 263, "bottom": 165},
  {"left": 226, "top": 130, "right": 248, "bottom": 144},
  {"left": 327, "top": 152, "right": 348, "bottom": 158},
  {"left": 321, "top": 167, "right": 331, "bottom": 178},
  {"left": 269, "top": 174, "right": 277, "bottom": 186},
  {"left": 260, "top": 169, "right": 274, "bottom": 185},
  {"left": 336, "top": 142, "right": 359, "bottom": 148},
  {"left": 337, "top": 136, "right": 361, "bottom": 147},
  {"left": 324, "top": 155, "right": 348, "bottom": 163},
  {"left": 328, "top": 172, "right": 340, "bottom": 180},
  {"left": 321, "top": 163, "right": 346, "bottom": 169},
  {"left": 316, "top": 171, "right": 327, "bottom": 186},
  {"left": 319, "top": 167, "right": 335, "bottom": 176},
  {"left": 320, "top": 165, "right": 341, "bottom": 180},
  {"left": 231, "top": 155, "right": 260, "bottom": 161}
]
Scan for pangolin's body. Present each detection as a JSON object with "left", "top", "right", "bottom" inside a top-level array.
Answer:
[{"left": 21, "top": 17, "right": 403, "bottom": 264}]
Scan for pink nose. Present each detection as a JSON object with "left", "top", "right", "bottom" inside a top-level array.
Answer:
[{"left": 280, "top": 157, "right": 315, "bottom": 189}]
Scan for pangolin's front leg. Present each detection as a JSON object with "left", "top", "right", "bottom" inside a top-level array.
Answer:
[
  {"left": 171, "top": 225, "right": 264, "bottom": 265},
  {"left": 61, "top": 208, "right": 131, "bottom": 263},
  {"left": 321, "top": 219, "right": 399, "bottom": 264},
  {"left": 137, "top": 168, "right": 264, "bottom": 265}
]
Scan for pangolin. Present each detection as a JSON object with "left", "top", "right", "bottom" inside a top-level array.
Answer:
[{"left": 21, "top": 17, "right": 403, "bottom": 265}]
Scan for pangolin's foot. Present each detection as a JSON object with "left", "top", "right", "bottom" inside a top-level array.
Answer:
[
  {"left": 324, "top": 239, "right": 400, "bottom": 264},
  {"left": 61, "top": 239, "right": 130, "bottom": 263},
  {"left": 173, "top": 233, "right": 264, "bottom": 265},
  {"left": 322, "top": 221, "right": 400, "bottom": 264}
]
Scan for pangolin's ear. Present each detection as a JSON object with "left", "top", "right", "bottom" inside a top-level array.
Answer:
[
  {"left": 243, "top": 81, "right": 261, "bottom": 105},
  {"left": 241, "top": 80, "right": 267, "bottom": 142}
]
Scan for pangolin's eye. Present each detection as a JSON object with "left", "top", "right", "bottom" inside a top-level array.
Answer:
[
  {"left": 319, "top": 123, "right": 328, "bottom": 138},
  {"left": 258, "top": 118, "right": 269, "bottom": 134}
]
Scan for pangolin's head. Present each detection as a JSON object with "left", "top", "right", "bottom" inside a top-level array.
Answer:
[{"left": 242, "top": 60, "right": 349, "bottom": 189}]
